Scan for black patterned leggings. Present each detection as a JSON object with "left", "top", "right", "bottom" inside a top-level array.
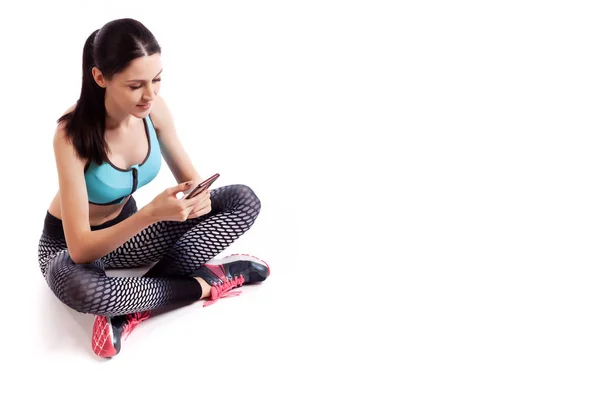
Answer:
[{"left": 37, "top": 184, "right": 261, "bottom": 317}]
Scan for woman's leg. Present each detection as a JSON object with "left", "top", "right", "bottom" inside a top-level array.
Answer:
[
  {"left": 42, "top": 248, "right": 203, "bottom": 317},
  {"left": 40, "top": 184, "right": 260, "bottom": 312},
  {"left": 37, "top": 184, "right": 263, "bottom": 357},
  {"left": 100, "top": 184, "right": 261, "bottom": 277},
  {"left": 144, "top": 184, "right": 262, "bottom": 277},
  {"left": 38, "top": 184, "right": 261, "bottom": 314}
]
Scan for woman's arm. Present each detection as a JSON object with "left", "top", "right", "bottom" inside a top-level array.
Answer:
[{"left": 53, "top": 125, "right": 159, "bottom": 264}]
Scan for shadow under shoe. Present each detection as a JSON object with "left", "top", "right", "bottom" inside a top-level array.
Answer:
[{"left": 192, "top": 254, "right": 270, "bottom": 307}]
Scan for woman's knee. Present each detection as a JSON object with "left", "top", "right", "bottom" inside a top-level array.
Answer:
[
  {"left": 46, "top": 252, "right": 108, "bottom": 315},
  {"left": 233, "top": 184, "right": 261, "bottom": 219}
]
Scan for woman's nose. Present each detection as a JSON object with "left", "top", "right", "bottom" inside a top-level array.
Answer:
[{"left": 142, "top": 84, "right": 156, "bottom": 101}]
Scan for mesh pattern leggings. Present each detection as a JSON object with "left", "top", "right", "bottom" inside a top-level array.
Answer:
[{"left": 37, "top": 184, "right": 261, "bottom": 317}]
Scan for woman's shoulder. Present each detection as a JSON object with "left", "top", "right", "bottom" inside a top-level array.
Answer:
[
  {"left": 148, "top": 95, "right": 171, "bottom": 133},
  {"left": 54, "top": 103, "right": 78, "bottom": 146},
  {"left": 56, "top": 103, "right": 77, "bottom": 130},
  {"left": 63, "top": 103, "right": 77, "bottom": 115}
]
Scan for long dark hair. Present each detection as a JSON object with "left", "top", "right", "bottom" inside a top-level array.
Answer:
[{"left": 57, "top": 18, "right": 161, "bottom": 166}]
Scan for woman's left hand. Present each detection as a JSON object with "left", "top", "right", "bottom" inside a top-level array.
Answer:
[{"left": 186, "top": 189, "right": 212, "bottom": 219}]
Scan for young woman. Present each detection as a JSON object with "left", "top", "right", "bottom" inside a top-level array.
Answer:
[{"left": 38, "top": 18, "right": 269, "bottom": 358}]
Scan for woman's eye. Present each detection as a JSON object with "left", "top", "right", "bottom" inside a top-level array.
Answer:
[{"left": 130, "top": 78, "right": 162, "bottom": 90}]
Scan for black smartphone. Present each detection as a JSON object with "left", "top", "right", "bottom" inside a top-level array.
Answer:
[{"left": 185, "top": 173, "right": 220, "bottom": 199}]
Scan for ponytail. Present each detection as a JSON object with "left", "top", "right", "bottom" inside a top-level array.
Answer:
[{"left": 57, "top": 29, "right": 109, "bottom": 166}]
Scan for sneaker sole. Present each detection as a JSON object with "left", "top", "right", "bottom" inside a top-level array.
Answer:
[
  {"left": 207, "top": 253, "right": 270, "bottom": 278},
  {"left": 92, "top": 316, "right": 117, "bottom": 358}
]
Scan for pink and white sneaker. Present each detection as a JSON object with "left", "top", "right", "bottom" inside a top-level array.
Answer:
[
  {"left": 91, "top": 311, "right": 150, "bottom": 358},
  {"left": 193, "top": 254, "right": 270, "bottom": 307}
]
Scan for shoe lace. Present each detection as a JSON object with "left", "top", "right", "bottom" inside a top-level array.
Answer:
[
  {"left": 203, "top": 275, "right": 245, "bottom": 307},
  {"left": 122, "top": 311, "right": 151, "bottom": 340}
]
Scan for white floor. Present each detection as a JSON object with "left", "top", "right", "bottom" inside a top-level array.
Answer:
[{"left": 2, "top": 1, "right": 600, "bottom": 399}]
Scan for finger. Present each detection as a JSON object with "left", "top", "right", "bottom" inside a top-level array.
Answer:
[
  {"left": 183, "top": 189, "right": 209, "bottom": 207},
  {"left": 169, "top": 181, "right": 194, "bottom": 196},
  {"left": 193, "top": 195, "right": 211, "bottom": 210},
  {"left": 187, "top": 211, "right": 200, "bottom": 219},
  {"left": 187, "top": 204, "right": 212, "bottom": 219},
  {"left": 188, "top": 210, "right": 209, "bottom": 220},
  {"left": 183, "top": 194, "right": 208, "bottom": 211},
  {"left": 183, "top": 202, "right": 200, "bottom": 212},
  {"left": 188, "top": 195, "right": 210, "bottom": 212},
  {"left": 196, "top": 189, "right": 211, "bottom": 203}
]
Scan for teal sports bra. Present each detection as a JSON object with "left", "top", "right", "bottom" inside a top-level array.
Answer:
[{"left": 84, "top": 115, "right": 161, "bottom": 205}]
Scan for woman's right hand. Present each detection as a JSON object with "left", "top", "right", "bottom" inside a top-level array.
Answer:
[{"left": 144, "top": 181, "right": 201, "bottom": 222}]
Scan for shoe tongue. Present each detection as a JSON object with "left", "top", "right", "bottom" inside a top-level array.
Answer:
[
  {"left": 110, "top": 315, "right": 129, "bottom": 329},
  {"left": 205, "top": 264, "right": 227, "bottom": 281}
]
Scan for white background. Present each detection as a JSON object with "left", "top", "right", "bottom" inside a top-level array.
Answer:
[{"left": 0, "top": 0, "right": 599, "bottom": 398}]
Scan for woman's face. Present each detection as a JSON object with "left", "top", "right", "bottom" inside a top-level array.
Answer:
[{"left": 94, "top": 53, "right": 163, "bottom": 117}]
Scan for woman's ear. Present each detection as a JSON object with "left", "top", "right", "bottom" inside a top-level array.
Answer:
[{"left": 91, "top": 67, "right": 107, "bottom": 88}]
